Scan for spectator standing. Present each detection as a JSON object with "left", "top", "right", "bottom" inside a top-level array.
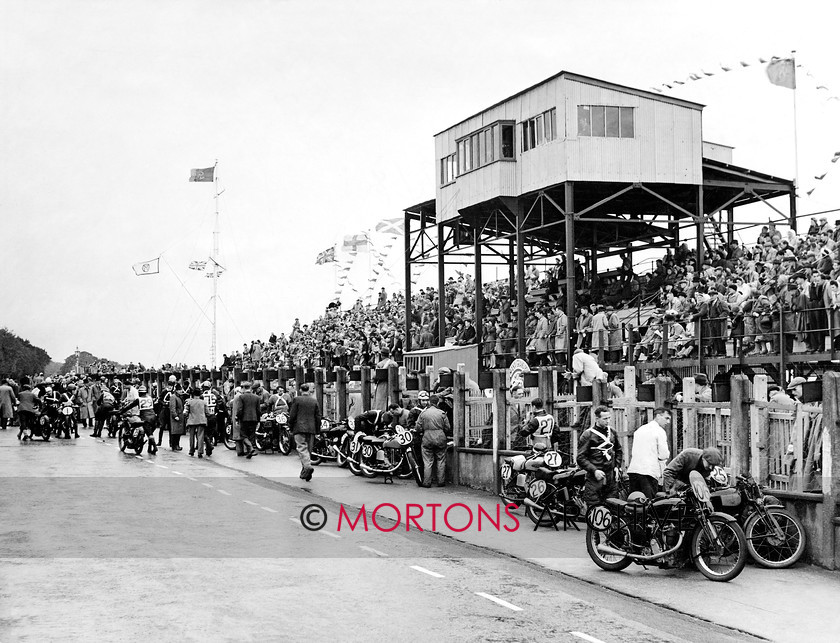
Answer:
[
  {"left": 235, "top": 382, "right": 261, "bottom": 459},
  {"left": 288, "top": 383, "right": 321, "bottom": 481},
  {"left": 627, "top": 407, "right": 671, "bottom": 498},
  {"left": 417, "top": 394, "right": 451, "bottom": 488},
  {"left": 185, "top": 388, "right": 209, "bottom": 458}
]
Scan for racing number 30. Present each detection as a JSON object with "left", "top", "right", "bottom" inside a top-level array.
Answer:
[{"left": 586, "top": 505, "right": 612, "bottom": 531}]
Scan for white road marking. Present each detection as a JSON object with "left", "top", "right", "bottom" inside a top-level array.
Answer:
[
  {"left": 570, "top": 633, "right": 605, "bottom": 643},
  {"left": 475, "top": 592, "right": 523, "bottom": 612},
  {"left": 186, "top": 477, "right": 197, "bottom": 481},
  {"left": 217, "top": 489, "right": 231, "bottom": 496},
  {"left": 172, "top": 471, "right": 183, "bottom": 475},
  {"left": 135, "top": 455, "right": 143, "bottom": 460},
  {"left": 359, "top": 545, "right": 388, "bottom": 557},
  {"left": 202, "top": 483, "right": 214, "bottom": 488},
  {"left": 410, "top": 566, "right": 444, "bottom": 578},
  {"left": 261, "top": 506, "right": 278, "bottom": 513},
  {"left": 320, "top": 530, "right": 340, "bottom": 539},
  {"left": 145, "top": 459, "right": 155, "bottom": 463},
  {"left": 243, "top": 500, "right": 258, "bottom": 506},
  {"left": 156, "top": 464, "right": 169, "bottom": 469}
]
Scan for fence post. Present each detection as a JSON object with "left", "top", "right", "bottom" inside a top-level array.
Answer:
[
  {"left": 820, "top": 372, "right": 840, "bottom": 569},
  {"left": 388, "top": 364, "right": 401, "bottom": 408},
  {"left": 233, "top": 367, "right": 243, "bottom": 385},
  {"left": 452, "top": 371, "right": 465, "bottom": 485},
  {"left": 492, "top": 370, "right": 507, "bottom": 494},
  {"left": 655, "top": 375, "right": 674, "bottom": 455},
  {"left": 336, "top": 368, "right": 348, "bottom": 420},
  {"left": 751, "top": 375, "right": 769, "bottom": 482},
  {"left": 418, "top": 372, "right": 431, "bottom": 393},
  {"left": 730, "top": 374, "right": 751, "bottom": 479},
  {"left": 294, "top": 366, "right": 304, "bottom": 397},
  {"left": 538, "top": 366, "right": 554, "bottom": 409},
  {"left": 314, "top": 368, "right": 325, "bottom": 415},
  {"left": 623, "top": 366, "right": 638, "bottom": 456},
  {"left": 360, "top": 366, "right": 371, "bottom": 412}
]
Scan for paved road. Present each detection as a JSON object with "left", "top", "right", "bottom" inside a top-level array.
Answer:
[{"left": 0, "top": 430, "right": 766, "bottom": 642}]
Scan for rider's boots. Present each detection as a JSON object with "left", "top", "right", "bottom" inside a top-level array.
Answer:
[{"left": 148, "top": 437, "right": 157, "bottom": 455}]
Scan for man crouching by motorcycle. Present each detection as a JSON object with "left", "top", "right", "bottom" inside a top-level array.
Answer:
[
  {"left": 577, "top": 405, "right": 623, "bottom": 505},
  {"left": 353, "top": 409, "right": 393, "bottom": 436},
  {"left": 662, "top": 447, "right": 723, "bottom": 495}
]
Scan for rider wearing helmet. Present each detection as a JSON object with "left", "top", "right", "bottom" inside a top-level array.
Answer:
[
  {"left": 662, "top": 447, "right": 724, "bottom": 495},
  {"left": 577, "top": 405, "right": 624, "bottom": 504},
  {"left": 201, "top": 380, "right": 222, "bottom": 456},
  {"left": 137, "top": 385, "right": 158, "bottom": 454}
]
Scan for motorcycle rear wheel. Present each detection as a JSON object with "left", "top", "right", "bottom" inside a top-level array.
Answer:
[
  {"left": 692, "top": 516, "right": 748, "bottom": 582},
  {"left": 744, "top": 508, "right": 805, "bottom": 568},
  {"left": 254, "top": 434, "right": 268, "bottom": 452},
  {"left": 585, "top": 520, "right": 632, "bottom": 571},
  {"left": 118, "top": 430, "right": 128, "bottom": 453},
  {"left": 335, "top": 435, "right": 350, "bottom": 468}
]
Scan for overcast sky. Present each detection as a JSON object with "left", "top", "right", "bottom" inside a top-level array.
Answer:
[{"left": 3, "top": 0, "right": 839, "bottom": 367}]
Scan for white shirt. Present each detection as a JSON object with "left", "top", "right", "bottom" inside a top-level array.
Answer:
[
  {"left": 627, "top": 419, "right": 670, "bottom": 479},
  {"left": 572, "top": 352, "right": 606, "bottom": 386}
]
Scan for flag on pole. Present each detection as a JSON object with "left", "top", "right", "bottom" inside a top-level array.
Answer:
[
  {"left": 375, "top": 218, "right": 404, "bottom": 236},
  {"left": 342, "top": 233, "right": 369, "bottom": 252},
  {"left": 132, "top": 258, "right": 160, "bottom": 276},
  {"left": 315, "top": 247, "right": 336, "bottom": 265},
  {"left": 766, "top": 58, "right": 796, "bottom": 89},
  {"left": 188, "top": 260, "right": 207, "bottom": 270},
  {"left": 189, "top": 167, "right": 215, "bottom": 182}
]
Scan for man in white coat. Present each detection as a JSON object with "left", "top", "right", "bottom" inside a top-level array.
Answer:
[{"left": 627, "top": 407, "right": 672, "bottom": 498}]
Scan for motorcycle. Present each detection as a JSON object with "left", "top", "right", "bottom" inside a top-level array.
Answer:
[
  {"left": 28, "top": 412, "right": 54, "bottom": 441},
  {"left": 115, "top": 413, "right": 147, "bottom": 455},
  {"left": 57, "top": 403, "right": 79, "bottom": 439},
  {"left": 357, "top": 425, "right": 423, "bottom": 484},
  {"left": 521, "top": 460, "right": 588, "bottom": 528},
  {"left": 219, "top": 415, "right": 236, "bottom": 450},
  {"left": 710, "top": 473, "right": 806, "bottom": 568},
  {"left": 310, "top": 419, "right": 353, "bottom": 467},
  {"left": 499, "top": 445, "right": 559, "bottom": 507},
  {"left": 586, "top": 470, "right": 748, "bottom": 582},
  {"left": 254, "top": 412, "right": 293, "bottom": 455}
]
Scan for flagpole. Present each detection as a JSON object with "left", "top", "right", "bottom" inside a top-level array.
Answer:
[
  {"left": 792, "top": 50, "right": 800, "bottom": 203},
  {"left": 211, "top": 159, "right": 220, "bottom": 370}
]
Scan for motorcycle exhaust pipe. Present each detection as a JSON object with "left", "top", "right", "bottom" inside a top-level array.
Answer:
[
  {"left": 523, "top": 497, "right": 568, "bottom": 516},
  {"left": 596, "top": 534, "right": 685, "bottom": 562}
]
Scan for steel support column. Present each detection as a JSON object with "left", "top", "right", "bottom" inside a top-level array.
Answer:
[
  {"left": 475, "top": 231, "right": 483, "bottom": 371},
  {"left": 565, "top": 182, "right": 575, "bottom": 369},
  {"left": 516, "top": 203, "right": 526, "bottom": 359},
  {"left": 789, "top": 190, "right": 797, "bottom": 232},
  {"left": 404, "top": 210, "right": 412, "bottom": 353},
  {"left": 726, "top": 207, "right": 734, "bottom": 245},
  {"left": 696, "top": 186, "right": 704, "bottom": 270},
  {"left": 438, "top": 221, "right": 446, "bottom": 347}
]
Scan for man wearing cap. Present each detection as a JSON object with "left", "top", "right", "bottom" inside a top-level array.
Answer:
[
  {"left": 201, "top": 381, "right": 222, "bottom": 456},
  {"left": 662, "top": 447, "right": 724, "bottom": 494},
  {"left": 137, "top": 385, "right": 158, "bottom": 454},
  {"left": 416, "top": 393, "right": 451, "bottom": 488},
  {"left": 785, "top": 376, "right": 808, "bottom": 403}
]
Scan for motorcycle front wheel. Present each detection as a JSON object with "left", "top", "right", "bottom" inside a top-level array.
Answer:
[
  {"left": 254, "top": 434, "right": 268, "bottom": 452},
  {"left": 744, "top": 508, "right": 805, "bottom": 568},
  {"left": 222, "top": 421, "right": 236, "bottom": 450},
  {"left": 118, "top": 430, "right": 128, "bottom": 453},
  {"left": 405, "top": 450, "right": 423, "bottom": 486},
  {"left": 585, "top": 520, "right": 632, "bottom": 571},
  {"left": 277, "top": 430, "right": 292, "bottom": 456},
  {"left": 692, "top": 516, "right": 748, "bottom": 582}
]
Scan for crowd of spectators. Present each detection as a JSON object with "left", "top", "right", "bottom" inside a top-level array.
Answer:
[{"left": 79, "top": 214, "right": 840, "bottom": 379}]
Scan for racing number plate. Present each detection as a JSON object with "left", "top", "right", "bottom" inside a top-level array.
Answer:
[
  {"left": 395, "top": 431, "right": 412, "bottom": 446},
  {"left": 362, "top": 444, "right": 374, "bottom": 458},
  {"left": 500, "top": 463, "right": 512, "bottom": 481},
  {"left": 528, "top": 479, "right": 547, "bottom": 498},
  {"left": 586, "top": 504, "right": 613, "bottom": 531},
  {"left": 543, "top": 451, "right": 562, "bottom": 468},
  {"left": 350, "top": 439, "right": 361, "bottom": 454}
]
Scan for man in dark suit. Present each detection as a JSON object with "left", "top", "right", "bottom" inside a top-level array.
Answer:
[
  {"left": 289, "top": 383, "right": 321, "bottom": 481},
  {"left": 236, "top": 382, "right": 261, "bottom": 459}
]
